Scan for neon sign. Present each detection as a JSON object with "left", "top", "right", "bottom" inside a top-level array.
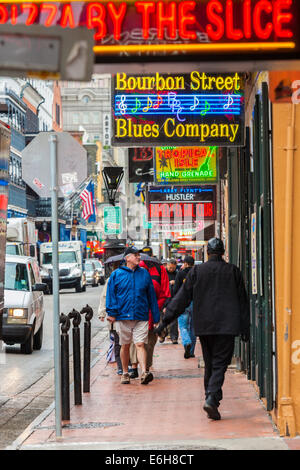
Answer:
[
  {"left": 147, "top": 185, "right": 216, "bottom": 226},
  {"left": 129, "top": 147, "right": 154, "bottom": 182},
  {"left": 1, "top": 1, "right": 298, "bottom": 61},
  {"left": 112, "top": 72, "right": 244, "bottom": 147},
  {"left": 155, "top": 146, "right": 218, "bottom": 184}
]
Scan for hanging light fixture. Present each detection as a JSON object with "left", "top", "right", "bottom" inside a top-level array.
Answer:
[{"left": 102, "top": 167, "right": 124, "bottom": 206}]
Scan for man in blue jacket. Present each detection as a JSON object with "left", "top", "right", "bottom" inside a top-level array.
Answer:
[{"left": 106, "top": 246, "right": 160, "bottom": 385}]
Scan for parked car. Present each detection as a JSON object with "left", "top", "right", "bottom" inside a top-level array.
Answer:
[
  {"left": 84, "top": 261, "right": 99, "bottom": 287},
  {"left": 40, "top": 241, "right": 86, "bottom": 293},
  {"left": 2, "top": 255, "right": 47, "bottom": 354},
  {"left": 90, "top": 259, "right": 105, "bottom": 285}
]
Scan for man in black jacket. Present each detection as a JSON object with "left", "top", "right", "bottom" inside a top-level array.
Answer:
[
  {"left": 173, "top": 255, "right": 196, "bottom": 358},
  {"left": 166, "top": 259, "right": 179, "bottom": 344},
  {"left": 155, "top": 238, "right": 250, "bottom": 421}
]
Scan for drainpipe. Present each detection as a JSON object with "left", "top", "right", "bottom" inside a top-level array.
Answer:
[
  {"left": 36, "top": 97, "right": 45, "bottom": 115},
  {"left": 279, "top": 103, "right": 297, "bottom": 437},
  {"left": 20, "top": 82, "right": 30, "bottom": 99}
]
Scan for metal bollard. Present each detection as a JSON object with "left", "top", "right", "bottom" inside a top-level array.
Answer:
[
  {"left": 80, "top": 305, "right": 93, "bottom": 393},
  {"left": 60, "top": 313, "right": 71, "bottom": 421},
  {"left": 68, "top": 309, "right": 82, "bottom": 406}
]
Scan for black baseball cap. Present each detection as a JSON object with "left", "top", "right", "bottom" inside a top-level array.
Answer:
[
  {"left": 123, "top": 246, "right": 140, "bottom": 257},
  {"left": 207, "top": 238, "right": 225, "bottom": 255}
]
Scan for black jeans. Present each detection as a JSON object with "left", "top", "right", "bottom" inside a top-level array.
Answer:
[
  {"left": 199, "top": 335, "right": 235, "bottom": 404},
  {"left": 169, "top": 318, "right": 179, "bottom": 341}
]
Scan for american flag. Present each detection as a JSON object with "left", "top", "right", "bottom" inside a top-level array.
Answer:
[{"left": 80, "top": 181, "right": 95, "bottom": 221}]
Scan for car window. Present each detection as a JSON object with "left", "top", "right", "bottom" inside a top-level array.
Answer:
[
  {"left": 6, "top": 245, "right": 19, "bottom": 255},
  {"left": 42, "top": 251, "right": 77, "bottom": 264},
  {"left": 5, "top": 262, "right": 30, "bottom": 291},
  {"left": 85, "top": 263, "right": 94, "bottom": 272},
  {"left": 32, "top": 261, "right": 41, "bottom": 283},
  {"left": 29, "top": 265, "right": 36, "bottom": 288}
]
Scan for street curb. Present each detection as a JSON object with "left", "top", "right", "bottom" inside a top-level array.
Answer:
[
  {"left": 13, "top": 437, "right": 290, "bottom": 451},
  {"left": 6, "top": 330, "right": 109, "bottom": 451}
]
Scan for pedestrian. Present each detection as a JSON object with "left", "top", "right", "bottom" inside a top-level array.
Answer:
[
  {"left": 106, "top": 246, "right": 160, "bottom": 385},
  {"left": 98, "top": 262, "right": 123, "bottom": 375},
  {"left": 173, "top": 255, "right": 196, "bottom": 358},
  {"left": 155, "top": 238, "right": 250, "bottom": 421},
  {"left": 129, "top": 247, "right": 171, "bottom": 377},
  {"left": 166, "top": 258, "right": 179, "bottom": 344},
  {"left": 141, "top": 256, "right": 170, "bottom": 371}
]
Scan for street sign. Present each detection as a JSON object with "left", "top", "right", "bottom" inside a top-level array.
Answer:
[
  {"left": 22, "top": 132, "right": 87, "bottom": 198},
  {"left": 0, "top": 24, "right": 94, "bottom": 81},
  {"left": 143, "top": 214, "right": 152, "bottom": 230},
  {"left": 103, "top": 206, "right": 122, "bottom": 235}
]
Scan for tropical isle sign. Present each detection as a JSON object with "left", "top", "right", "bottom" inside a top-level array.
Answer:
[
  {"left": 155, "top": 146, "right": 217, "bottom": 184},
  {"left": 112, "top": 71, "right": 245, "bottom": 146}
]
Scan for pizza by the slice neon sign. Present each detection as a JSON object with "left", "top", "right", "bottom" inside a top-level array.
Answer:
[{"left": 0, "top": 0, "right": 297, "bottom": 57}]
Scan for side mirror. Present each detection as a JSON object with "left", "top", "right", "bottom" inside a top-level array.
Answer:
[
  {"left": 29, "top": 245, "right": 36, "bottom": 258},
  {"left": 32, "top": 283, "right": 48, "bottom": 293}
]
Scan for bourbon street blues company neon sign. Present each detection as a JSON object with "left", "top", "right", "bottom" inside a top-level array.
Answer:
[
  {"left": 2, "top": 1, "right": 298, "bottom": 62},
  {"left": 112, "top": 72, "right": 245, "bottom": 147}
]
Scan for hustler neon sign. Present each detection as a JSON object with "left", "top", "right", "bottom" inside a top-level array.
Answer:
[
  {"left": 1, "top": 1, "right": 297, "bottom": 58},
  {"left": 147, "top": 185, "right": 217, "bottom": 225}
]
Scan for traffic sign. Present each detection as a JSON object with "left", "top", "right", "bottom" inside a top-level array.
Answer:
[
  {"left": 22, "top": 132, "right": 87, "bottom": 198},
  {"left": 103, "top": 206, "right": 122, "bottom": 235}
]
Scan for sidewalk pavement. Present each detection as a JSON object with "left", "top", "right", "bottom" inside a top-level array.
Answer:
[{"left": 8, "top": 340, "right": 300, "bottom": 451}]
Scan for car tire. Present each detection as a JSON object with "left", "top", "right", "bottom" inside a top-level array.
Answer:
[
  {"left": 33, "top": 323, "right": 43, "bottom": 351},
  {"left": 75, "top": 282, "right": 81, "bottom": 293},
  {"left": 21, "top": 329, "right": 34, "bottom": 354}
]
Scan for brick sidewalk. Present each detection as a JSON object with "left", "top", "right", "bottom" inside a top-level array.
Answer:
[{"left": 12, "top": 341, "right": 300, "bottom": 450}]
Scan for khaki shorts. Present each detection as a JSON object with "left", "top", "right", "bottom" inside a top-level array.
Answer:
[{"left": 115, "top": 320, "right": 149, "bottom": 345}]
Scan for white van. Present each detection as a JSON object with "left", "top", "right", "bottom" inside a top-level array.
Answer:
[
  {"left": 40, "top": 241, "right": 86, "bottom": 293},
  {"left": 2, "top": 255, "right": 46, "bottom": 354}
]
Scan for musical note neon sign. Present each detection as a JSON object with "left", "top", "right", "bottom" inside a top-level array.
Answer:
[{"left": 115, "top": 93, "right": 241, "bottom": 117}]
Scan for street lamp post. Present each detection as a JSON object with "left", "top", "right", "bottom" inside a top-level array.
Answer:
[{"left": 49, "top": 133, "right": 62, "bottom": 438}]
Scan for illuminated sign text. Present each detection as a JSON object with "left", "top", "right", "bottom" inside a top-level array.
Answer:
[
  {"left": 147, "top": 185, "right": 216, "bottom": 227},
  {"left": 2, "top": 1, "right": 297, "bottom": 60},
  {"left": 112, "top": 72, "right": 245, "bottom": 147}
]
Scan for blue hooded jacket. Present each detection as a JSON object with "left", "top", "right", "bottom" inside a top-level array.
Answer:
[{"left": 106, "top": 265, "right": 160, "bottom": 323}]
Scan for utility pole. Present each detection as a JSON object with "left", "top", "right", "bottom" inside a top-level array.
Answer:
[{"left": 49, "top": 133, "right": 62, "bottom": 438}]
